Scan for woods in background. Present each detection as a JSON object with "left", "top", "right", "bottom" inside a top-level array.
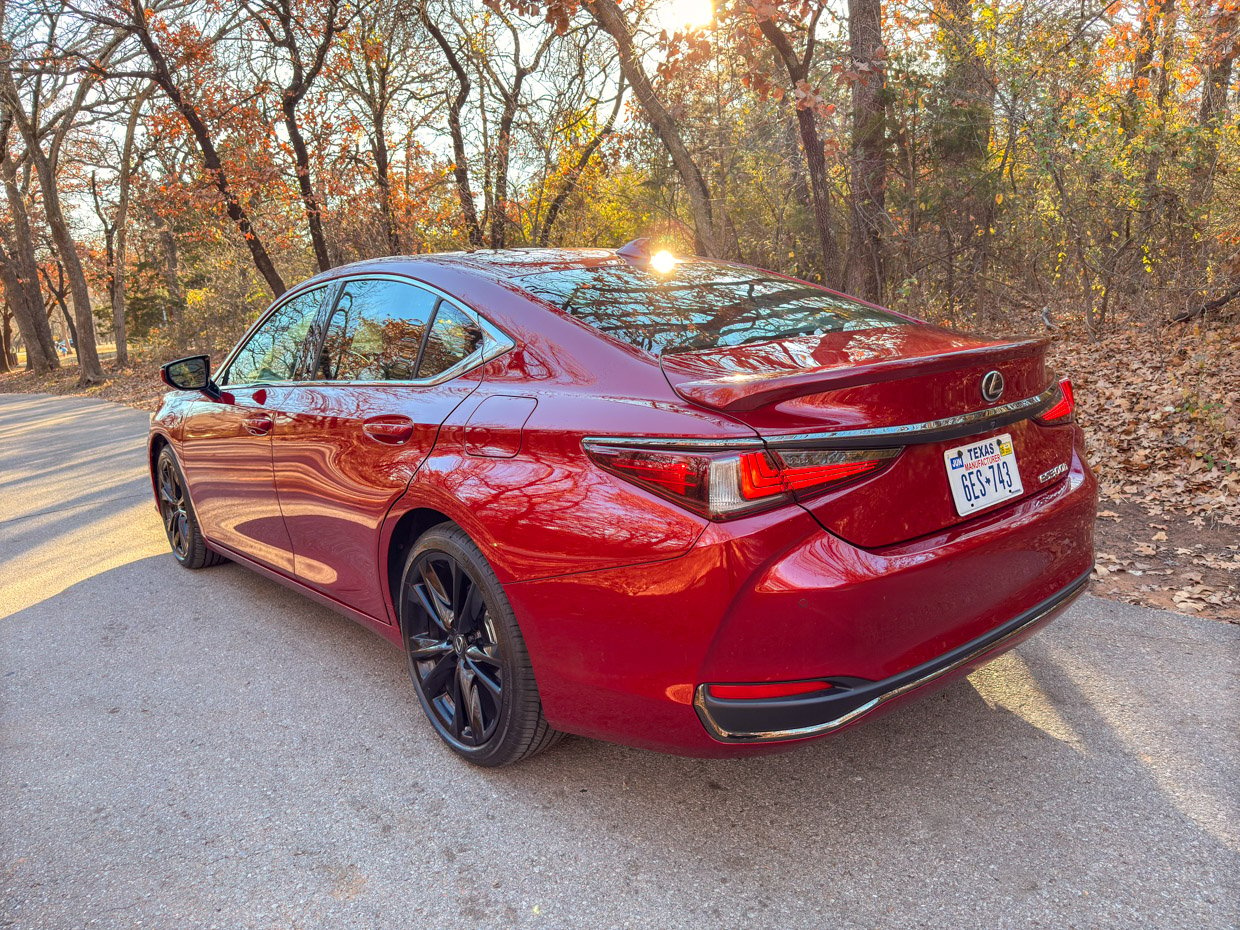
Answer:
[{"left": 0, "top": 0, "right": 1235, "bottom": 383}]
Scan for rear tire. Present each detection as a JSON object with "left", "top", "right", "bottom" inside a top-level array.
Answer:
[
  {"left": 156, "top": 445, "right": 225, "bottom": 570},
  {"left": 398, "top": 523, "right": 562, "bottom": 766}
]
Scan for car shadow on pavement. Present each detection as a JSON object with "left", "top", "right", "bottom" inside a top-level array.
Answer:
[{"left": 3, "top": 552, "right": 1236, "bottom": 929}]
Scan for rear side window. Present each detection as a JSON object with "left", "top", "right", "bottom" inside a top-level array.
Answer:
[
  {"left": 224, "top": 286, "right": 325, "bottom": 385},
  {"left": 516, "top": 261, "right": 904, "bottom": 356},
  {"left": 420, "top": 302, "right": 484, "bottom": 377},
  {"left": 317, "top": 279, "right": 438, "bottom": 381}
]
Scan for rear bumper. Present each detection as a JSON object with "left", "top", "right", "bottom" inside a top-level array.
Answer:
[
  {"left": 506, "top": 443, "right": 1096, "bottom": 757},
  {"left": 694, "top": 568, "right": 1090, "bottom": 742}
]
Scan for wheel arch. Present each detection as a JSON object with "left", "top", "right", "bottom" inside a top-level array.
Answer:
[
  {"left": 382, "top": 505, "right": 456, "bottom": 628},
  {"left": 147, "top": 431, "right": 173, "bottom": 511}
]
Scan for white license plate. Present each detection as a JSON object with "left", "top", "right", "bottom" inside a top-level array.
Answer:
[{"left": 944, "top": 433, "right": 1024, "bottom": 516}]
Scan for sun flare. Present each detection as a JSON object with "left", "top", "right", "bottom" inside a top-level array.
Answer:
[
  {"left": 666, "top": 0, "right": 714, "bottom": 29},
  {"left": 650, "top": 249, "right": 679, "bottom": 274}
]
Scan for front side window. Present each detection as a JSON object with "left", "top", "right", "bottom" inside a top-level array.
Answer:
[
  {"left": 515, "top": 261, "right": 904, "bottom": 356},
  {"left": 317, "top": 279, "right": 439, "bottom": 381},
  {"left": 224, "top": 287, "right": 325, "bottom": 385}
]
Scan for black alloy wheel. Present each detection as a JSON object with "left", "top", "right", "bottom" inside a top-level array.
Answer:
[
  {"left": 406, "top": 551, "right": 504, "bottom": 746},
  {"left": 155, "top": 445, "right": 224, "bottom": 569},
  {"left": 399, "top": 524, "right": 561, "bottom": 766}
]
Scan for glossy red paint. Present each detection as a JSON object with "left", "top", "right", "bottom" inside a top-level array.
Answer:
[{"left": 150, "top": 249, "right": 1096, "bottom": 757}]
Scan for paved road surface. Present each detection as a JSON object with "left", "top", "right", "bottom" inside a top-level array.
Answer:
[{"left": 1, "top": 394, "right": 1236, "bottom": 930}]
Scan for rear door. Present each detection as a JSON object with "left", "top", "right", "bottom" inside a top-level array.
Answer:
[
  {"left": 271, "top": 275, "right": 494, "bottom": 620},
  {"left": 180, "top": 285, "right": 327, "bottom": 573}
]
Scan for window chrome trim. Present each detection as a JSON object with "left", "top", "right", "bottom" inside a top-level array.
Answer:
[
  {"left": 217, "top": 272, "right": 515, "bottom": 389},
  {"left": 694, "top": 569, "right": 1091, "bottom": 744},
  {"left": 583, "top": 385, "right": 1060, "bottom": 452}
]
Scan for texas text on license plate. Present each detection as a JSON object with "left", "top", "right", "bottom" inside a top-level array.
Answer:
[{"left": 943, "top": 433, "right": 1025, "bottom": 516}]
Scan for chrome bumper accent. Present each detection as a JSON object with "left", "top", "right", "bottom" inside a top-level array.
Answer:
[{"left": 695, "top": 569, "right": 1091, "bottom": 743}]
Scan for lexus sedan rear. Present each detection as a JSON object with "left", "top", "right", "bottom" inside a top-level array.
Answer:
[{"left": 150, "top": 246, "right": 1096, "bottom": 765}]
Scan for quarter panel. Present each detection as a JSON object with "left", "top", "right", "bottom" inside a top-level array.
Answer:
[{"left": 400, "top": 408, "right": 709, "bottom": 584}]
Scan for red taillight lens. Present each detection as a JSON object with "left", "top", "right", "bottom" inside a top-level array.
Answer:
[
  {"left": 739, "top": 450, "right": 887, "bottom": 499},
  {"left": 587, "top": 446, "right": 707, "bottom": 498},
  {"left": 1038, "top": 378, "right": 1075, "bottom": 423},
  {"left": 706, "top": 680, "right": 833, "bottom": 700},
  {"left": 583, "top": 441, "right": 898, "bottom": 520}
]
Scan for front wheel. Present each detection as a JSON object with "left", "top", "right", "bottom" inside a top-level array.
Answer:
[
  {"left": 398, "top": 524, "right": 562, "bottom": 766},
  {"left": 156, "top": 445, "right": 224, "bottom": 570}
]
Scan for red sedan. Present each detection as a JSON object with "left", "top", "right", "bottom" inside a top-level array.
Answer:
[{"left": 150, "top": 244, "right": 1095, "bottom": 766}]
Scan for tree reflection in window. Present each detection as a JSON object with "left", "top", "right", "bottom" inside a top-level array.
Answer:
[
  {"left": 516, "top": 261, "right": 903, "bottom": 356},
  {"left": 420, "top": 302, "right": 483, "bottom": 377},
  {"left": 224, "top": 287, "right": 325, "bottom": 385},
  {"left": 318, "top": 279, "right": 438, "bottom": 381}
]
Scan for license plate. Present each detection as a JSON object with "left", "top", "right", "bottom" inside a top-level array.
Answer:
[{"left": 944, "top": 433, "right": 1024, "bottom": 516}]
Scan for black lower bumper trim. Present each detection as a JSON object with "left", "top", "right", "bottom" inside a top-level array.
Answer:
[{"left": 695, "top": 569, "right": 1092, "bottom": 743}]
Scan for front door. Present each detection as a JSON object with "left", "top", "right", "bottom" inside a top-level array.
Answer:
[
  {"left": 180, "top": 285, "right": 327, "bottom": 574},
  {"left": 271, "top": 276, "right": 487, "bottom": 620}
]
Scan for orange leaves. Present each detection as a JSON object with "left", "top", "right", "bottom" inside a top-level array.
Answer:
[{"left": 792, "top": 80, "right": 836, "bottom": 118}]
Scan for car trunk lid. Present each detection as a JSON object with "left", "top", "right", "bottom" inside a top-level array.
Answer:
[{"left": 661, "top": 324, "right": 1073, "bottom": 548}]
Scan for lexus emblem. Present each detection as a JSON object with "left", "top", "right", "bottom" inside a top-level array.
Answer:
[{"left": 981, "top": 370, "right": 1005, "bottom": 403}]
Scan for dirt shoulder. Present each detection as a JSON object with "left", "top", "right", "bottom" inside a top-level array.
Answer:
[
  {"left": 0, "top": 362, "right": 167, "bottom": 412},
  {"left": 1049, "top": 323, "right": 1238, "bottom": 622},
  {"left": 4, "top": 323, "right": 1236, "bottom": 622}
]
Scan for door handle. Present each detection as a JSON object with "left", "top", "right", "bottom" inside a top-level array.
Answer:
[
  {"left": 243, "top": 415, "right": 273, "bottom": 436},
  {"left": 362, "top": 416, "right": 415, "bottom": 445}
]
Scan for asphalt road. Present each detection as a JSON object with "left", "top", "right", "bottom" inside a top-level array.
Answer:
[{"left": 1, "top": 393, "right": 1237, "bottom": 930}]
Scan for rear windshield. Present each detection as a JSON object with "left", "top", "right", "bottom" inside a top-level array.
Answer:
[{"left": 515, "top": 261, "right": 904, "bottom": 356}]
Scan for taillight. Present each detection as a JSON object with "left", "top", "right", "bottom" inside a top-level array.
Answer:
[
  {"left": 1037, "top": 378, "right": 1075, "bottom": 424},
  {"left": 583, "top": 441, "right": 899, "bottom": 520}
]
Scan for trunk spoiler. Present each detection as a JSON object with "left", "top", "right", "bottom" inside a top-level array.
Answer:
[{"left": 665, "top": 339, "right": 1049, "bottom": 412}]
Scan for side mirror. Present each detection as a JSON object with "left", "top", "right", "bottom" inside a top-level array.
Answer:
[{"left": 161, "top": 355, "right": 222, "bottom": 399}]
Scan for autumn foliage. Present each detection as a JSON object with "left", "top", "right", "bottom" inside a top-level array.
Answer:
[{"left": 0, "top": 0, "right": 1234, "bottom": 367}]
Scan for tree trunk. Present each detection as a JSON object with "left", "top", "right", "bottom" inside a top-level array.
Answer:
[
  {"left": 586, "top": 0, "right": 727, "bottom": 258},
  {"left": 537, "top": 78, "right": 625, "bottom": 246},
  {"left": 423, "top": 14, "right": 484, "bottom": 247},
  {"left": 795, "top": 106, "right": 844, "bottom": 283},
  {"left": 158, "top": 222, "right": 187, "bottom": 324},
  {"left": 492, "top": 98, "right": 518, "bottom": 249},
  {"left": 283, "top": 94, "right": 332, "bottom": 272},
  {"left": 129, "top": 11, "right": 287, "bottom": 297},
  {"left": 0, "top": 61, "right": 104, "bottom": 383},
  {"left": 752, "top": 14, "right": 843, "bottom": 282},
  {"left": 934, "top": 0, "right": 997, "bottom": 308},
  {"left": 110, "top": 89, "right": 149, "bottom": 369},
  {"left": 1, "top": 301, "right": 14, "bottom": 371},
  {"left": 371, "top": 113, "right": 402, "bottom": 253},
  {"left": 0, "top": 257, "right": 54, "bottom": 372},
  {"left": 0, "top": 146, "right": 57, "bottom": 370},
  {"left": 845, "top": 0, "right": 887, "bottom": 302},
  {"left": 1190, "top": 6, "right": 1236, "bottom": 201},
  {"left": 26, "top": 144, "right": 104, "bottom": 382}
]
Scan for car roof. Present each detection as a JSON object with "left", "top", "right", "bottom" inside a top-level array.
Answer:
[{"left": 307, "top": 248, "right": 643, "bottom": 286}]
